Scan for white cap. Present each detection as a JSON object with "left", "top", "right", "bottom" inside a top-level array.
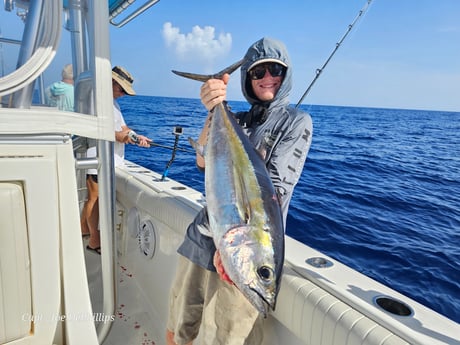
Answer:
[{"left": 247, "top": 58, "right": 287, "bottom": 71}]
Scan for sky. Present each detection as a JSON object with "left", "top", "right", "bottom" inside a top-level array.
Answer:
[{"left": 1, "top": 0, "right": 459, "bottom": 111}]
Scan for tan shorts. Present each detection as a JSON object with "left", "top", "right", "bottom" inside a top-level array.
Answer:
[{"left": 167, "top": 255, "right": 264, "bottom": 345}]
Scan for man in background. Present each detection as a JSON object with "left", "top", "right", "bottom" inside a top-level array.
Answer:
[
  {"left": 81, "top": 66, "right": 152, "bottom": 254},
  {"left": 44, "top": 63, "right": 74, "bottom": 111}
]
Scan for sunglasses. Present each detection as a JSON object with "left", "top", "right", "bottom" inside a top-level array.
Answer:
[{"left": 248, "top": 63, "right": 286, "bottom": 80}]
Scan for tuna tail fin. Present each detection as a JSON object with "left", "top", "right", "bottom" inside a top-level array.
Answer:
[
  {"left": 188, "top": 137, "right": 205, "bottom": 157},
  {"left": 172, "top": 59, "right": 243, "bottom": 82}
]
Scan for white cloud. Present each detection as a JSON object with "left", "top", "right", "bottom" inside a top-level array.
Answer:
[{"left": 162, "top": 22, "right": 232, "bottom": 62}]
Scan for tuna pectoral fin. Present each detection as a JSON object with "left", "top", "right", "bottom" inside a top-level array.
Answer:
[
  {"left": 188, "top": 137, "right": 205, "bottom": 157},
  {"left": 172, "top": 59, "right": 243, "bottom": 82}
]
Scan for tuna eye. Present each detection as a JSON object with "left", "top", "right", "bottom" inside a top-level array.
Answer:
[{"left": 257, "top": 266, "right": 274, "bottom": 281}]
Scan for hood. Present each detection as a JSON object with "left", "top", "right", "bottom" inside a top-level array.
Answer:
[
  {"left": 241, "top": 37, "right": 292, "bottom": 109},
  {"left": 49, "top": 81, "right": 73, "bottom": 96}
]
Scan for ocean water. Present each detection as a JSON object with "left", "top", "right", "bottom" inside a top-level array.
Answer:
[{"left": 120, "top": 95, "right": 460, "bottom": 324}]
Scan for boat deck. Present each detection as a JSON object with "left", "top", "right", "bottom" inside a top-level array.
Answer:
[{"left": 83, "top": 237, "right": 158, "bottom": 345}]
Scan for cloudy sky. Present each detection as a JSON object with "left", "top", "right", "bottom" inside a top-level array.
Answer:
[{"left": 1, "top": 0, "right": 459, "bottom": 111}]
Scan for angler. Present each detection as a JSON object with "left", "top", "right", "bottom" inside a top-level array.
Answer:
[{"left": 167, "top": 37, "right": 313, "bottom": 345}]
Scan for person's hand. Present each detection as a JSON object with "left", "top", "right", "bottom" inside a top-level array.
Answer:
[
  {"left": 200, "top": 73, "right": 230, "bottom": 111},
  {"left": 124, "top": 130, "right": 152, "bottom": 147},
  {"left": 135, "top": 134, "right": 152, "bottom": 147},
  {"left": 213, "top": 250, "right": 234, "bottom": 285},
  {"left": 116, "top": 128, "right": 131, "bottom": 143}
]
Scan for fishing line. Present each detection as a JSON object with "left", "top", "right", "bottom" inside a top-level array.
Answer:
[{"left": 295, "top": 0, "right": 374, "bottom": 109}]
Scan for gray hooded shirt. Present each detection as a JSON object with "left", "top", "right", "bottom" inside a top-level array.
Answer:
[{"left": 178, "top": 37, "right": 313, "bottom": 271}]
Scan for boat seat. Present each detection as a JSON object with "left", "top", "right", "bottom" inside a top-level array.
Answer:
[
  {"left": 0, "top": 143, "right": 65, "bottom": 345},
  {"left": 0, "top": 182, "right": 31, "bottom": 343}
]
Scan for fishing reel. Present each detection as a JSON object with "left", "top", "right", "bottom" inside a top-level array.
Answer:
[{"left": 128, "top": 130, "right": 140, "bottom": 144}]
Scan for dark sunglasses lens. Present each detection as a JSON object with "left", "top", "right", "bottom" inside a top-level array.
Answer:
[
  {"left": 268, "top": 64, "right": 285, "bottom": 77},
  {"left": 249, "top": 66, "right": 266, "bottom": 80},
  {"left": 249, "top": 64, "right": 286, "bottom": 80}
]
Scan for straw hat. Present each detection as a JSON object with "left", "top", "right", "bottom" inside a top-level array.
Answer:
[{"left": 112, "top": 66, "right": 136, "bottom": 95}]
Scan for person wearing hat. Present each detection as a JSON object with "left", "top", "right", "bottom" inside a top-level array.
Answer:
[
  {"left": 44, "top": 64, "right": 74, "bottom": 111},
  {"left": 81, "top": 66, "right": 152, "bottom": 253},
  {"left": 166, "top": 37, "right": 313, "bottom": 345}
]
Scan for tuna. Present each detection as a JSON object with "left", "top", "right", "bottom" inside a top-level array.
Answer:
[
  {"left": 174, "top": 62, "right": 285, "bottom": 315},
  {"left": 200, "top": 102, "right": 284, "bottom": 316}
]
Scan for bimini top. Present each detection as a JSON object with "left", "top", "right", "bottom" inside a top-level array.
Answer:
[{"left": 108, "top": 0, "right": 160, "bottom": 27}]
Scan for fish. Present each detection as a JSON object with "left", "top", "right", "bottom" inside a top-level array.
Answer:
[
  {"left": 174, "top": 61, "right": 285, "bottom": 315},
  {"left": 201, "top": 102, "right": 285, "bottom": 316}
]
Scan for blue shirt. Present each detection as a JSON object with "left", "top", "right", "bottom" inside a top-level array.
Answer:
[{"left": 44, "top": 81, "right": 74, "bottom": 112}]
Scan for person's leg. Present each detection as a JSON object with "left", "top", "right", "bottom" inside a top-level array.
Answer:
[
  {"left": 200, "top": 276, "right": 263, "bottom": 345},
  {"left": 85, "top": 175, "right": 100, "bottom": 250},
  {"left": 166, "top": 255, "right": 263, "bottom": 345},
  {"left": 166, "top": 256, "right": 209, "bottom": 345},
  {"left": 80, "top": 200, "right": 90, "bottom": 237}
]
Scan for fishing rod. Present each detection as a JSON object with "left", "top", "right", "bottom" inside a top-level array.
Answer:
[
  {"left": 128, "top": 127, "right": 195, "bottom": 153},
  {"left": 149, "top": 141, "right": 194, "bottom": 153},
  {"left": 128, "top": 127, "right": 196, "bottom": 181},
  {"left": 295, "top": 0, "right": 374, "bottom": 108}
]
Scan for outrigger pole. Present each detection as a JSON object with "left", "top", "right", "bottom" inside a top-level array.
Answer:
[{"left": 295, "top": 0, "right": 374, "bottom": 108}]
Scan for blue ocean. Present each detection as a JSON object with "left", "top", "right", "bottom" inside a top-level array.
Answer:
[{"left": 121, "top": 95, "right": 460, "bottom": 324}]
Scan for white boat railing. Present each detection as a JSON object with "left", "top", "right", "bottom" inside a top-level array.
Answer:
[{"left": 0, "top": 0, "right": 61, "bottom": 100}]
